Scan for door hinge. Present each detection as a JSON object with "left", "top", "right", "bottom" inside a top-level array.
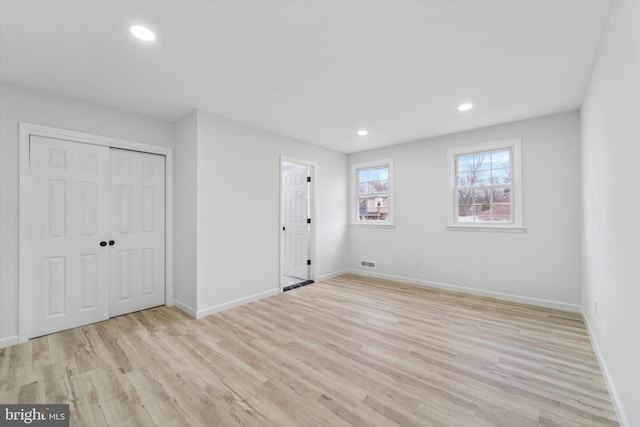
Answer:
[
  {"left": 307, "top": 218, "right": 311, "bottom": 224},
  {"left": 307, "top": 259, "right": 311, "bottom": 266},
  {"left": 307, "top": 176, "right": 311, "bottom": 182}
]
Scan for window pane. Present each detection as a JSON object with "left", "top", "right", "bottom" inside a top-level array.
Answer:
[
  {"left": 458, "top": 156, "right": 491, "bottom": 186},
  {"left": 457, "top": 154, "right": 484, "bottom": 186},
  {"left": 358, "top": 195, "right": 388, "bottom": 221},
  {"left": 491, "top": 185, "right": 512, "bottom": 223},
  {"left": 474, "top": 153, "right": 490, "bottom": 171},
  {"left": 457, "top": 173, "right": 470, "bottom": 187},
  {"left": 370, "top": 181, "right": 384, "bottom": 193},
  {"left": 457, "top": 189, "right": 475, "bottom": 222},
  {"left": 358, "top": 166, "right": 389, "bottom": 195},
  {"left": 491, "top": 203, "right": 511, "bottom": 222},
  {"left": 451, "top": 140, "right": 520, "bottom": 227},
  {"left": 457, "top": 206, "right": 474, "bottom": 222},
  {"left": 456, "top": 155, "right": 473, "bottom": 174},
  {"left": 457, "top": 188, "right": 513, "bottom": 223},
  {"left": 492, "top": 167, "right": 511, "bottom": 184},
  {"left": 491, "top": 150, "right": 511, "bottom": 184},
  {"left": 491, "top": 186, "right": 510, "bottom": 204},
  {"left": 457, "top": 189, "right": 472, "bottom": 206},
  {"left": 474, "top": 170, "right": 491, "bottom": 186},
  {"left": 472, "top": 189, "right": 489, "bottom": 205},
  {"left": 491, "top": 150, "right": 510, "bottom": 169},
  {"left": 354, "top": 161, "right": 392, "bottom": 224}
]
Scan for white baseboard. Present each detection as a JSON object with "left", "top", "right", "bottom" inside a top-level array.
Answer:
[
  {"left": 315, "top": 269, "right": 350, "bottom": 282},
  {"left": 173, "top": 299, "right": 197, "bottom": 318},
  {"left": 345, "top": 269, "right": 582, "bottom": 313},
  {"left": 582, "top": 311, "right": 629, "bottom": 427},
  {"left": 196, "top": 288, "right": 281, "bottom": 319},
  {"left": 0, "top": 335, "right": 19, "bottom": 349}
]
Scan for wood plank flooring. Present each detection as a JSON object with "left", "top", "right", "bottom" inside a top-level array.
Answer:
[{"left": 0, "top": 274, "right": 618, "bottom": 426}]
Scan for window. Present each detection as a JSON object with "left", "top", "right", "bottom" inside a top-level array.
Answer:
[
  {"left": 352, "top": 159, "right": 393, "bottom": 225},
  {"left": 448, "top": 138, "right": 523, "bottom": 230}
]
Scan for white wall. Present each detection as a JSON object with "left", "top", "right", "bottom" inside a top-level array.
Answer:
[
  {"left": 173, "top": 111, "right": 198, "bottom": 312},
  {"left": 348, "top": 111, "right": 582, "bottom": 309},
  {"left": 580, "top": 2, "right": 640, "bottom": 426},
  {"left": 176, "top": 110, "right": 349, "bottom": 316},
  {"left": 0, "top": 82, "right": 174, "bottom": 346}
]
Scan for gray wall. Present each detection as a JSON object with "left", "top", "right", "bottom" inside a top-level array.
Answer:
[
  {"left": 580, "top": 2, "right": 640, "bottom": 426},
  {"left": 173, "top": 110, "right": 350, "bottom": 316},
  {"left": 173, "top": 111, "right": 198, "bottom": 310},
  {"left": 348, "top": 111, "right": 582, "bottom": 309}
]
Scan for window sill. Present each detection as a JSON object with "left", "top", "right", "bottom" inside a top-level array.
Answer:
[
  {"left": 351, "top": 223, "right": 396, "bottom": 229},
  {"left": 447, "top": 224, "right": 525, "bottom": 233}
]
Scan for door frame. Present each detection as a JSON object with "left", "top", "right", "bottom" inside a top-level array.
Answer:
[
  {"left": 279, "top": 155, "right": 316, "bottom": 292},
  {"left": 18, "top": 122, "right": 174, "bottom": 343}
]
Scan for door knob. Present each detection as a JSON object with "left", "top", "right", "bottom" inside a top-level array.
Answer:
[
  {"left": 99, "top": 241, "right": 107, "bottom": 247},
  {"left": 109, "top": 240, "right": 115, "bottom": 246},
  {"left": 282, "top": 226, "right": 286, "bottom": 231}
]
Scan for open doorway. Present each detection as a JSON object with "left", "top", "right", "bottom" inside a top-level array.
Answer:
[{"left": 280, "top": 157, "right": 315, "bottom": 292}]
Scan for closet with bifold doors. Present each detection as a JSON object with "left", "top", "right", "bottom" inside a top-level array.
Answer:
[{"left": 28, "top": 135, "right": 166, "bottom": 338}]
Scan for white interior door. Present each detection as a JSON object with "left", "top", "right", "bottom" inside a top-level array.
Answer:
[
  {"left": 282, "top": 164, "right": 310, "bottom": 279},
  {"left": 29, "top": 136, "right": 110, "bottom": 337},
  {"left": 110, "top": 149, "right": 165, "bottom": 317}
]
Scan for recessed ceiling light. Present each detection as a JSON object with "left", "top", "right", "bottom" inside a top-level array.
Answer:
[
  {"left": 457, "top": 103, "right": 473, "bottom": 112},
  {"left": 357, "top": 130, "right": 369, "bottom": 136},
  {"left": 130, "top": 25, "right": 156, "bottom": 42}
]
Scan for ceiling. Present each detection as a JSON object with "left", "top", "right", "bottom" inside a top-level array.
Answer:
[{"left": 0, "top": 1, "right": 613, "bottom": 153}]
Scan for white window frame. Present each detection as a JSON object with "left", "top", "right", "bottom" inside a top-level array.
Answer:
[
  {"left": 351, "top": 159, "right": 394, "bottom": 227},
  {"left": 447, "top": 138, "right": 524, "bottom": 232}
]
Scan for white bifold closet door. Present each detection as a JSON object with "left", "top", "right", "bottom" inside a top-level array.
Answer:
[
  {"left": 29, "top": 136, "right": 110, "bottom": 337},
  {"left": 109, "top": 148, "right": 165, "bottom": 317},
  {"left": 29, "top": 136, "right": 165, "bottom": 338}
]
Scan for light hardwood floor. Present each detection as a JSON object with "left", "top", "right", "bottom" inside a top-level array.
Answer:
[{"left": 0, "top": 274, "right": 618, "bottom": 426}]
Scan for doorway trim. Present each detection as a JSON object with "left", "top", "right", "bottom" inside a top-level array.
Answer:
[
  {"left": 18, "top": 122, "right": 174, "bottom": 343},
  {"left": 279, "top": 155, "right": 317, "bottom": 292}
]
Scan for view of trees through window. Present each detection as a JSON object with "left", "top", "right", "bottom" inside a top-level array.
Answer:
[
  {"left": 357, "top": 166, "right": 389, "bottom": 221},
  {"left": 456, "top": 149, "right": 512, "bottom": 223}
]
